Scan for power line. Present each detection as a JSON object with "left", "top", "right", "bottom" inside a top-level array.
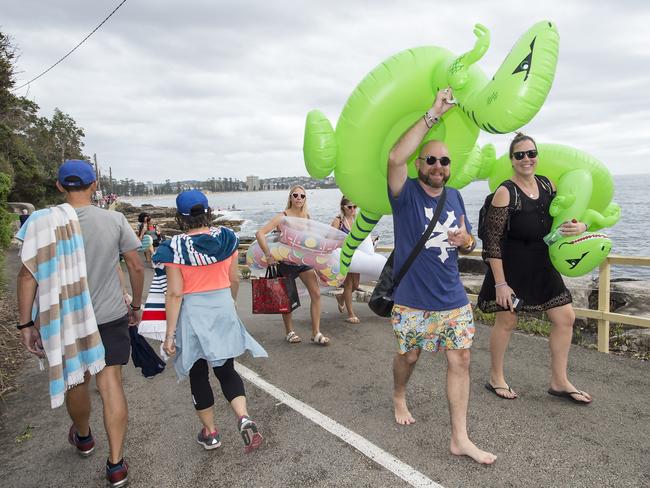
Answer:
[{"left": 11, "top": 0, "right": 128, "bottom": 92}]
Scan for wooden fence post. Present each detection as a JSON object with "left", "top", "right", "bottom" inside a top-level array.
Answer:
[{"left": 597, "top": 260, "right": 611, "bottom": 353}]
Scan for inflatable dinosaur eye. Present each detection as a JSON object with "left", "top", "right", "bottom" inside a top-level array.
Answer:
[{"left": 512, "top": 38, "right": 535, "bottom": 81}]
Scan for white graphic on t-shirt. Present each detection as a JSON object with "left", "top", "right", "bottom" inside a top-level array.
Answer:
[{"left": 423, "top": 209, "right": 458, "bottom": 263}]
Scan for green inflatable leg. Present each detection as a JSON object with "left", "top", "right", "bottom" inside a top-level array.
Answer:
[{"left": 339, "top": 209, "right": 382, "bottom": 275}]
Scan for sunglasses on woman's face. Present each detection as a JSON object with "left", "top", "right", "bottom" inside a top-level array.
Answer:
[
  {"left": 292, "top": 193, "right": 306, "bottom": 199},
  {"left": 417, "top": 155, "right": 451, "bottom": 166},
  {"left": 345, "top": 205, "right": 357, "bottom": 210},
  {"left": 512, "top": 150, "right": 538, "bottom": 160}
]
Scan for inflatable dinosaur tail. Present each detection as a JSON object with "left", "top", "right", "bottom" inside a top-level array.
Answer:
[{"left": 340, "top": 209, "right": 382, "bottom": 275}]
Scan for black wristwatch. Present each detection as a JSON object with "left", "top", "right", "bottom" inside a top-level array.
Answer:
[
  {"left": 129, "top": 304, "right": 141, "bottom": 311},
  {"left": 17, "top": 320, "right": 35, "bottom": 330}
]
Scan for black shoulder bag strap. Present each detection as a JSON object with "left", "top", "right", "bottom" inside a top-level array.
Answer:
[{"left": 393, "top": 187, "right": 447, "bottom": 290}]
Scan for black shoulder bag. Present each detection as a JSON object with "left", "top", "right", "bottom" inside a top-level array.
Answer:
[{"left": 369, "top": 187, "right": 447, "bottom": 317}]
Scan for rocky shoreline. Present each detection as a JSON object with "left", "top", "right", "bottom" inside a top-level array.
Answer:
[
  {"left": 114, "top": 201, "right": 251, "bottom": 241},
  {"left": 115, "top": 201, "right": 649, "bottom": 358}
]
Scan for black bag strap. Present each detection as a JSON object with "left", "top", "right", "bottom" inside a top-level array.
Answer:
[
  {"left": 265, "top": 265, "right": 279, "bottom": 279},
  {"left": 393, "top": 187, "right": 447, "bottom": 289},
  {"left": 500, "top": 180, "right": 520, "bottom": 211}
]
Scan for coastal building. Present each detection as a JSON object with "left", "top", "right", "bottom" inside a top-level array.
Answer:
[{"left": 246, "top": 175, "right": 260, "bottom": 191}]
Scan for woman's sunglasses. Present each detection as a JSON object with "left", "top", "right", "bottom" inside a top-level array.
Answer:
[
  {"left": 512, "top": 150, "right": 538, "bottom": 160},
  {"left": 417, "top": 156, "right": 451, "bottom": 166},
  {"left": 345, "top": 205, "right": 357, "bottom": 210},
  {"left": 292, "top": 193, "right": 306, "bottom": 199}
]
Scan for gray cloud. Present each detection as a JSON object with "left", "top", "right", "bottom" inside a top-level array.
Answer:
[{"left": 4, "top": 0, "right": 650, "bottom": 182}]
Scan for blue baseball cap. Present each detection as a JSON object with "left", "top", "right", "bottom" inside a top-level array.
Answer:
[
  {"left": 58, "top": 160, "right": 96, "bottom": 186},
  {"left": 176, "top": 189, "right": 209, "bottom": 216}
]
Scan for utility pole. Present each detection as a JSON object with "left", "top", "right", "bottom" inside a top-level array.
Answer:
[
  {"left": 109, "top": 166, "right": 113, "bottom": 194},
  {"left": 93, "top": 154, "right": 101, "bottom": 191}
]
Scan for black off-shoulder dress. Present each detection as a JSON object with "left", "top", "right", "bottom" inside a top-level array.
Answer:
[{"left": 477, "top": 176, "right": 572, "bottom": 313}]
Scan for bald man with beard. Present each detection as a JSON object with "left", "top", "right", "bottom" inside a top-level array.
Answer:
[{"left": 386, "top": 88, "right": 496, "bottom": 465}]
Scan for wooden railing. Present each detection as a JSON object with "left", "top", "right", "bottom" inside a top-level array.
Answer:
[{"left": 240, "top": 243, "right": 650, "bottom": 353}]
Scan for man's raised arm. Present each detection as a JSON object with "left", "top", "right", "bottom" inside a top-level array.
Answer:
[{"left": 387, "top": 88, "right": 456, "bottom": 197}]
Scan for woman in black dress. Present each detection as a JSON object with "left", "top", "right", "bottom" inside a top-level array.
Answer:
[{"left": 478, "top": 133, "right": 592, "bottom": 404}]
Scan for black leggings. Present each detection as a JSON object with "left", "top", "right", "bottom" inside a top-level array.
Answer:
[{"left": 189, "top": 358, "right": 246, "bottom": 410}]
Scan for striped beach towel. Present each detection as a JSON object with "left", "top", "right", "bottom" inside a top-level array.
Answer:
[
  {"left": 138, "top": 227, "right": 239, "bottom": 341},
  {"left": 138, "top": 266, "right": 167, "bottom": 341},
  {"left": 17, "top": 204, "right": 105, "bottom": 408}
]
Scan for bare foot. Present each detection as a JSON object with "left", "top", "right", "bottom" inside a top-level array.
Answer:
[
  {"left": 393, "top": 395, "right": 416, "bottom": 425},
  {"left": 450, "top": 438, "right": 497, "bottom": 465}
]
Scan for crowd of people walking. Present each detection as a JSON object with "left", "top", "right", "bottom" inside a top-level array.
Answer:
[{"left": 15, "top": 89, "right": 594, "bottom": 485}]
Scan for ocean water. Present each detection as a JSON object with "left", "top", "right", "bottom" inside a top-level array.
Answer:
[{"left": 123, "top": 174, "right": 650, "bottom": 279}]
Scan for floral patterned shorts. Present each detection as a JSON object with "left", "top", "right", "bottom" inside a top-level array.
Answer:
[{"left": 391, "top": 303, "right": 475, "bottom": 354}]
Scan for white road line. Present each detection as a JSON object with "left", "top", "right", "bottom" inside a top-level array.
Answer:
[{"left": 235, "top": 362, "right": 444, "bottom": 488}]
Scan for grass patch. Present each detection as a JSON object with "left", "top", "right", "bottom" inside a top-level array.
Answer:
[
  {"left": 0, "top": 251, "right": 5, "bottom": 289},
  {"left": 473, "top": 307, "right": 553, "bottom": 337},
  {"left": 14, "top": 424, "right": 33, "bottom": 443}
]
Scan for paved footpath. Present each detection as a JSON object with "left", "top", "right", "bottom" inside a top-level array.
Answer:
[{"left": 1, "top": 249, "right": 649, "bottom": 487}]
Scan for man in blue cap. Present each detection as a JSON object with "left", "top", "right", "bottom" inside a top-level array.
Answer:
[{"left": 16, "top": 159, "right": 144, "bottom": 487}]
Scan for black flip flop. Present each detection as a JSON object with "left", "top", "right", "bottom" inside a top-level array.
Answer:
[
  {"left": 547, "top": 389, "right": 591, "bottom": 405},
  {"left": 485, "top": 383, "right": 517, "bottom": 399}
]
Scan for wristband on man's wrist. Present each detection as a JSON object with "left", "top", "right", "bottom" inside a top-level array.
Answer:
[
  {"left": 129, "top": 304, "right": 141, "bottom": 311},
  {"left": 17, "top": 320, "right": 35, "bottom": 330},
  {"left": 423, "top": 110, "right": 440, "bottom": 129},
  {"left": 494, "top": 282, "right": 508, "bottom": 288}
]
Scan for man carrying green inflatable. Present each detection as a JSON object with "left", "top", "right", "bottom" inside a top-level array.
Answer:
[{"left": 387, "top": 88, "right": 496, "bottom": 465}]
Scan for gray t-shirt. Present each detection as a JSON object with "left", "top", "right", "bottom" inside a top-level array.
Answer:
[{"left": 75, "top": 205, "right": 141, "bottom": 324}]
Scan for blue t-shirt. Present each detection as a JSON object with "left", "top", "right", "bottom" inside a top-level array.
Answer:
[{"left": 389, "top": 178, "right": 471, "bottom": 311}]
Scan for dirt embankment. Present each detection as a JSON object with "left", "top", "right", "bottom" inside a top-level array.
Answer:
[{"left": 0, "top": 249, "right": 30, "bottom": 400}]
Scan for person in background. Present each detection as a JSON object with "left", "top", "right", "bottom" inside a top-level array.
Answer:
[
  {"left": 331, "top": 196, "right": 361, "bottom": 324},
  {"left": 159, "top": 190, "right": 267, "bottom": 453},
  {"left": 477, "top": 132, "right": 592, "bottom": 404},
  {"left": 18, "top": 208, "right": 30, "bottom": 227},
  {"left": 137, "top": 213, "right": 162, "bottom": 265},
  {"left": 255, "top": 185, "right": 329, "bottom": 345}
]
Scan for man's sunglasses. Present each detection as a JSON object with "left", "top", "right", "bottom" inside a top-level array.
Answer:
[
  {"left": 417, "top": 156, "right": 451, "bottom": 166},
  {"left": 292, "top": 193, "right": 306, "bottom": 199},
  {"left": 512, "top": 150, "right": 538, "bottom": 160},
  {"left": 345, "top": 205, "right": 357, "bottom": 209}
]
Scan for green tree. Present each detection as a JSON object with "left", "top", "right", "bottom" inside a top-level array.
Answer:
[
  {"left": 0, "top": 172, "right": 14, "bottom": 248},
  {"left": 1, "top": 31, "right": 88, "bottom": 207}
]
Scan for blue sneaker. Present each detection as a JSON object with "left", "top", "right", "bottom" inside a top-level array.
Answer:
[
  {"left": 106, "top": 459, "right": 128, "bottom": 487},
  {"left": 68, "top": 424, "right": 95, "bottom": 457},
  {"left": 197, "top": 427, "right": 221, "bottom": 450}
]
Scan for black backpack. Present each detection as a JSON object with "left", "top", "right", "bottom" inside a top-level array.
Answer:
[{"left": 477, "top": 176, "right": 553, "bottom": 242}]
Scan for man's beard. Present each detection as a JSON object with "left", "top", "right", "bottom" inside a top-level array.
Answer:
[{"left": 417, "top": 169, "right": 450, "bottom": 189}]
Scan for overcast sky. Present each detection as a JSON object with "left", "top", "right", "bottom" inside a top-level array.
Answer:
[{"left": 3, "top": 0, "right": 649, "bottom": 182}]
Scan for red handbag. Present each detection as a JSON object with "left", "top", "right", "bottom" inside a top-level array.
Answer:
[{"left": 252, "top": 265, "right": 301, "bottom": 314}]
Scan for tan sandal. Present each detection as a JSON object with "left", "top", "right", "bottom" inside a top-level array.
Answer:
[
  {"left": 311, "top": 332, "right": 330, "bottom": 346},
  {"left": 285, "top": 331, "right": 301, "bottom": 344},
  {"left": 345, "top": 316, "right": 360, "bottom": 324}
]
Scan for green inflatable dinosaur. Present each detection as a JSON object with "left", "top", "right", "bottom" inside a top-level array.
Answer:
[
  {"left": 481, "top": 143, "right": 621, "bottom": 277},
  {"left": 303, "top": 21, "right": 560, "bottom": 273}
]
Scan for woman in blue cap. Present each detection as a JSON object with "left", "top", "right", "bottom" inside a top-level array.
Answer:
[{"left": 157, "top": 189, "right": 267, "bottom": 452}]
